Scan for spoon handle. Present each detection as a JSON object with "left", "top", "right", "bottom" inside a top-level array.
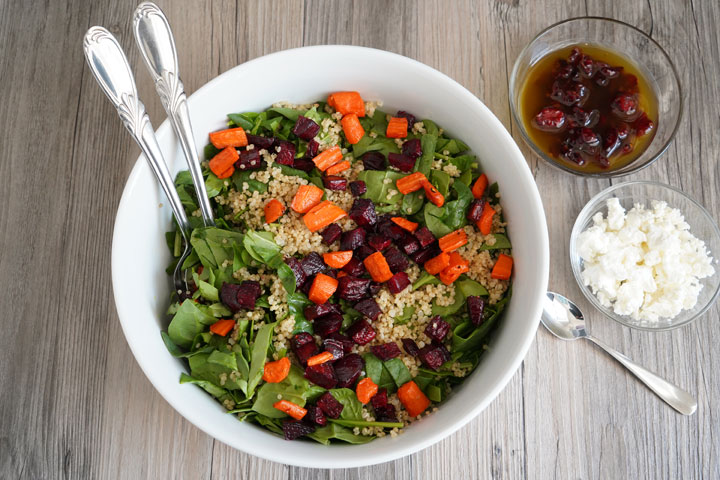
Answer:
[
  {"left": 586, "top": 336, "right": 697, "bottom": 415},
  {"left": 132, "top": 2, "right": 215, "bottom": 227}
]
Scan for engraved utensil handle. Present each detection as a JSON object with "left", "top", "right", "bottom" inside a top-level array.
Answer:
[
  {"left": 133, "top": 2, "right": 215, "bottom": 227},
  {"left": 83, "top": 26, "right": 191, "bottom": 241}
]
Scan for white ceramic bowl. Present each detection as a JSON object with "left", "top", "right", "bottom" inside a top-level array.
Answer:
[{"left": 112, "top": 45, "right": 549, "bottom": 468}]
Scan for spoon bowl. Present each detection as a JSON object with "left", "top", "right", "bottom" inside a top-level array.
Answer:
[{"left": 541, "top": 292, "right": 587, "bottom": 340}]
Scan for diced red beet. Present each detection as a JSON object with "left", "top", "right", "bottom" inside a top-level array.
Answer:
[
  {"left": 418, "top": 344, "right": 448, "bottom": 370},
  {"left": 388, "top": 153, "right": 416, "bottom": 172},
  {"left": 301, "top": 252, "right": 327, "bottom": 277},
  {"left": 304, "top": 362, "right": 338, "bottom": 389},
  {"left": 401, "top": 338, "right": 420, "bottom": 356},
  {"left": 292, "top": 115, "right": 321, "bottom": 141},
  {"left": 467, "top": 199, "right": 485, "bottom": 222},
  {"left": 293, "top": 338, "right": 319, "bottom": 366},
  {"left": 396, "top": 110, "right": 416, "bottom": 127},
  {"left": 425, "top": 315, "right": 450, "bottom": 342},
  {"left": 396, "top": 234, "right": 421, "bottom": 256},
  {"left": 370, "top": 342, "right": 402, "bottom": 360},
  {"left": 323, "top": 176, "right": 347, "bottom": 191},
  {"left": 291, "top": 332, "right": 315, "bottom": 348},
  {"left": 275, "top": 140, "right": 296, "bottom": 166},
  {"left": 304, "top": 404, "right": 326, "bottom": 426},
  {"left": 347, "top": 319, "right": 376, "bottom": 345},
  {"left": 235, "top": 149, "right": 263, "bottom": 170},
  {"left": 313, "top": 313, "right": 343, "bottom": 338},
  {"left": 354, "top": 298, "right": 382, "bottom": 321},
  {"left": 342, "top": 256, "right": 366, "bottom": 277},
  {"left": 361, "top": 151, "right": 386, "bottom": 170},
  {"left": 320, "top": 224, "right": 342, "bottom": 245},
  {"left": 384, "top": 246, "right": 409, "bottom": 273},
  {"left": 354, "top": 245, "right": 375, "bottom": 261},
  {"left": 246, "top": 133, "right": 275, "bottom": 150},
  {"left": 292, "top": 158, "right": 315, "bottom": 172},
  {"left": 414, "top": 226, "right": 435, "bottom": 248},
  {"left": 377, "top": 216, "right": 405, "bottom": 240},
  {"left": 411, "top": 244, "right": 440, "bottom": 265},
  {"left": 368, "top": 234, "right": 392, "bottom": 252},
  {"left": 300, "top": 277, "right": 313, "bottom": 296},
  {"left": 219, "top": 283, "right": 243, "bottom": 312},
  {"left": 236, "top": 281, "right": 261, "bottom": 309},
  {"left": 370, "top": 388, "right": 388, "bottom": 409},
  {"left": 283, "top": 419, "right": 315, "bottom": 440},
  {"left": 402, "top": 138, "right": 422, "bottom": 159},
  {"left": 317, "top": 391, "right": 344, "bottom": 418},
  {"left": 467, "top": 296, "right": 486, "bottom": 326},
  {"left": 349, "top": 180, "right": 367, "bottom": 197},
  {"left": 337, "top": 276, "right": 371, "bottom": 301},
  {"left": 349, "top": 199, "right": 377, "bottom": 227},
  {"left": 368, "top": 282, "right": 382, "bottom": 296},
  {"left": 322, "top": 337, "right": 345, "bottom": 361},
  {"left": 304, "top": 302, "right": 342, "bottom": 321},
  {"left": 334, "top": 353, "right": 364, "bottom": 388},
  {"left": 340, "top": 228, "right": 366, "bottom": 251},
  {"left": 284, "top": 256, "right": 307, "bottom": 286},
  {"left": 374, "top": 404, "right": 398, "bottom": 423},
  {"left": 305, "top": 139, "right": 320, "bottom": 158},
  {"left": 324, "top": 270, "right": 338, "bottom": 280},
  {"left": 327, "top": 333, "right": 354, "bottom": 353},
  {"left": 387, "top": 272, "right": 411, "bottom": 294}
]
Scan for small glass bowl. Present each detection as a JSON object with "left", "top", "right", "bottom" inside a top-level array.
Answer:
[
  {"left": 569, "top": 181, "right": 720, "bottom": 331},
  {"left": 509, "top": 17, "right": 683, "bottom": 177}
]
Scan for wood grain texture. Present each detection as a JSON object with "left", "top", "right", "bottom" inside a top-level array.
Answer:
[{"left": 0, "top": 0, "right": 717, "bottom": 478}]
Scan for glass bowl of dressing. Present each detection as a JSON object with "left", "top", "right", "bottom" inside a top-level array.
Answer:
[{"left": 509, "top": 17, "right": 683, "bottom": 177}]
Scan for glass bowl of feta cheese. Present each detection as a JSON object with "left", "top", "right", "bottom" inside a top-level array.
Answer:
[{"left": 570, "top": 181, "right": 720, "bottom": 330}]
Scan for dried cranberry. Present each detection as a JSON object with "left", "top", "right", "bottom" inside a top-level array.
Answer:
[
  {"left": 580, "top": 128, "right": 600, "bottom": 148},
  {"left": 371, "top": 342, "right": 402, "bottom": 360},
  {"left": 611, "top": 93, "right": 639, "bottom": 120},
  {"left": 384, "top": 246, "right": 409, "bottom": 273},
  {"left": 396, "top": 234, "right": 421, "bottom": 256},
  {"left": 337, "top": 276, "right": 371, "bottom": 301},
  {"left": 323, "top": 338, "right": 345, "bottom": 361},
  {"left": 349, "top": 199, "right": 377, "bottom": 227},
  {"left": 334, "top": 353, "right": 365, "bottom": 388},
  {"left": 292, "top": 115, "right": 321, "bottom": 141},
  {"left": 235, "top": 149, "right": 263, "bottom": 170},
  {"left": 313, "top": 313, "right": 343, "bottom": 338},
  {"left": 305, "top": 139, "right": 320, "bottom": 158},
  {"left": 368, "top": 234, "right": 392, "bottom": 252},
  {"left": 317, "top": 391, "right": 344, "bottom": 418},
  {"left": 560, "top": 145, "right": 585, "bottom": 166},
  {"left": 402, "top": 338, "right": 420, "bottom": 356},
  {"left": 275, "top": 140, "right": 296, "bottom": 166},
  {"left": 246, "top": 134, "right": 275, "bottom": 150},
  {"left": 596, "top": 153, "right": 610, "bottom": 168},
  {"left": 305, "top": 303, "right": 342, "bottom": 321},
  {"left": 342, "top": 256, "right": 366, "bottom": 276},
  {"left": 599, "top": 64, "right": 622, "bottom": 79},
  {"left": 374, "top": 404, "right": 398, "bottom": 423},
  {"left": 467, "top": 199, "right": 485, "bottom": 222},
  {"left": 304, "top": 404, "right": 326, "bottom": 426},
  {"left": 401, "top": 138, "right": 422, "bottom": 159},
  {"left": 354, "top": 298, "right": 382, "bottom": 321},
  {"left": 347, "top": 319, "right": 376, "bottom": 345},
  {"left": 603, "top": 128, "right": 621, "bottom": 157},
  {"left": 371, "top": 388, "right": 388, "bottom": 409},
  {"left": 396, "top": 110, "right": 416, "bottom": 127},
  {"left": 418, "top": 344, "right": 448, "bottom": 370},
  {"left": 550, "top": 79, "right": 588, "bottom": 107},
  {"left": 594, "top": 74, "right": 609, "bottom": 87},
  {"left": 532, "top": 106, "right": 566, "bottom": 132},
  {"left": 411, "top": 244, "right": 440, "bottom": 265},
  {"left": 467, "top": 296, "right": 486, "bottom": 326},
  {"left": 323, "top": 176, "right": 347, "bottom": 191},
  {"left": 340, "top": 227, "right": 367, "bottom": 250},
  {"left": 292, "top": 158, "right": 315, "bottom": 172},
  {"left": 568, "top": 47, "right": 582, "bottom": 65},
  {"left": 301, "top": 252, "right": 327, "bottom": 278},
  {"left": 568, "top": 107, "right": 599, "bottom": 128},
  {"left": 424, "top": 315, "right": 450, "bottom": 342},
  {"left": 354, "top": 244, "right": 375, "bottom": 261},
  {"left": 361, "top": 151, "right": 386, "bottom": 170},
  {"left": 327, "top": 333, "right": 354, "bottom": 353},
  {"left": 320, "top": 224, "right": 342, "bottom": 245},
  {"left": 304, "top": 362, "right": 338, "bottom": 389},
  {"left": 283, "top": 420, "right": 315, "bottom": 440},
  {"left": 633, "top": 112, "right": 654, "bottom": 136},
  {"left": 414, "top": 226, "right": 436, "bottom": 248},
  {"left": 387, "top": 272, "right": 411, "bottom": 294},
  {"left": 578, "top": 54, "right": 595, "bottom": 78},
  {"left": 284, "top": 257, "right": 307, "bottom": 286},
  {"left": 349, "top": 180, "right": 367, "bottom": 197},
  {"left": 388, "top": 153, "right": 416, "bottom": 172},
  {"left": 554, "top": 60, "right": 575, "bottom": 80}
]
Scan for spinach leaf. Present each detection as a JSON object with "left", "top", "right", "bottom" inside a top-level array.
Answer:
[
  {"left": 352, "top": 135, "right": 400, "bottom": 158},
  {"left": 394, "top": 306, "right": 415, "bottom": 325},
  {"left": 412, "top": 272, "right": 440, "bottom": 290},
  {"left": 205, "top": 173, "right": 226, "bottom": 198},
  {"left": 254, "top": 414, "right": 284, "bottom": 435},
  {"left": 189, "top": 353, "right": 246, "bottom": 391},
  {"left": 279, "top": 164, "right": 311, "bottom": 181},
  {"left": 401, "top": 190, "right": 424, "bottom": 216},
  {"left": 252, "top": 365, "right": 309, "bottom": 417},
  {"left": 243, "top": 230, "right": 282, "bottom": 266},
  {"left": 307, "top": 423, "right": 375, "bottom": 445},
  {"left": 449, "top": 154, "right": 476, "bottom": 172},
  {"left": 421, "top": 119, "right": 440, "bottom": 137},
  {"left": 168, "top": 300, "right": 217, "bottom": 348},
  {"left": 435, "top": 138, "right": 469, "bottom": 155},
  {"left": 362, "top": 353, "right": 395, "bottom": 392},
  {"left": 190, "top": 227, "right": 245, "bottom": 270},
  {"left": 208, "top": 302, "right": 232, "bottom": 317},
  {"left": 204, "top": 143, "right": 221, "bottom": 160},
  {"left": 277, "top": 262, "right": 297, "bottom": 295},
  {"left": 479, "top": 233, "right": 511, "bottom": 250},
  {"left": 247, "top": 322, "right": 276, "bottom": 397},
  {"left": 179, "top": 373, "right": 231, "bottom": 400},
  {"left": 383, "top": 358, "right": 412, "bottom": 387},
  {"left": 488, "top": 181, "right": 499, "bottom": 198},
  {"left": 430, "top": 169, "right": 451, "bottom": 197},
  {"left": 358, "top": 170, "right": 406, "bottom": 205},
  {"left": 415, "top": 134, "right": 437, "bottom": 175},
  {"left": 425, "top": 383, "right": 442, "bottom": 402},
  {"left": 432, "top": 278, "right": 489, "bottom": 317},
  {"left": 287, "top": 292, "right": 313, "bottom": 334},
  {"left": 452, "top": 293, "right": 510, "bottom": 353},
  {"left": 161, "top": 331, "right": 212, "bottom": 358},
  {"left": 267, "top": 107, "right": 305, "bottom": 121},
  {"left": 458, "top": 168, "right": 472, "bottom": 186},
  {"left": 329, "top": 418, "right": 403, "bottom": 429},
  {"left": 423, "top": 203, "right": 454, "bottom": 237},
  {"left": 233, "top": 171, "right": 268, "bottom": 193},
  {"left": 422, "top": 180, "right": 473, "bottom": 237},
  {"left": 192, "top": 272, "right": 219, "bottom": 302},
  {"left": 228, "top": 112, "right": 257, "bottom": 130},
  {"left": 208, "top": 349, "right": 238, "bottom": 371},
  {"left": 330, "top": 388, "right": 363, "bottom": 421}
]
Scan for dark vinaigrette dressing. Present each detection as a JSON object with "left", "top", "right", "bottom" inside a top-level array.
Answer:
[{"left": 520, "top": 44, "right": 658, "bottom": 173}]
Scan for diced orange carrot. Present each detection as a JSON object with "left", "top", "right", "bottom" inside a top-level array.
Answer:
[
  {"left": 209, "top": 127, "right": 248, "bottom": 149},
  {"left": 396, "top": 172, "right": 428, "bottom": 195},
  {"left": 290, "top": 184, "right": 324, "bottom": 213},
  {"left": 421, "top": 179, "right": 445, "bottom": 207},
  {"left": 363, "top": 251, "right": 393, "bottom": 283},
  {"left": 312, "top": 146, "right": 343, "bottom": 171},
  {"left": 424, "top": 252, "right": 450, "bottom": 275},
  {"left": 472, "top": 173, "right": 488, "bottom": 199},
  {"left": 327, "top": 91, "right": 365, "bottom": 117},
  {"left": 308, "top": 273, "right": 338, "bottom": 304},
  {"left": 341, "top": 113, "right": 365, "bottom": 144},
  {"left": 491, "top": 254, "right": 513, "bottom": 280},
  {"left": 307, "top": 351, "right": 334, "bottom": 367},
  {"left": 273, "top": 399, "right": 307, "bottom": 420},
  {"left": 325, "top": 160, "right": 351, "bottom": 175},
  {"left": 336, "top": 271, "right": 348, "bottom": 278},
  {"left": 476, "top": 202, "right": 495, "bottom": 235},
  {"left": 438, "top": 229, "right": 468, "bottom": 252},
  {"left": 356, "top": 377, "right": 378, "bottom": 404},
  {"left": 439, "top": 252, "right": 469, "bottom": 285},
  {"left": 391, "top": 217, "right": 419, "bottom": 233},
  {"left": 209, "top": 319, "right": 235, "bottom": 336},
  {"left": 216, "top": 166, "right": 234, "bottom": 179},
  {"left": 386, "top": 117, "right": 408, "bottom": 138},
  {"left": 303, "top": 201, "right": 347, "bottom": 232},
  {"left": 323, "top": 250, "right": 353, "bottom": 269},
  {"left": 397, "top": 380, "right": 430, "bottom": 417},
  {"left": 209, "top": 146, "right": 239, "bottom": 178},
  {"left": 262, "top": 356, "right": 291, "bottom": 383},
  {"left": 264, "top": 199, "right": 285, "bottom": 223}
]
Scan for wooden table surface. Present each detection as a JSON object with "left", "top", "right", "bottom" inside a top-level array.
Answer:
[{"left": 2, "top": 0, "right": 718, "bottom": 478}]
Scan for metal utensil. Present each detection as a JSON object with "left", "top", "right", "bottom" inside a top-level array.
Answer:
[
  {"left": 541, "top": 292, "right": 697, "bottom": 415},
  {"left": 132, "top": 2, "right": 214, "bottom": 227},
  {"left": 83, "top": 26, "right": 192, "bottom": 297}
]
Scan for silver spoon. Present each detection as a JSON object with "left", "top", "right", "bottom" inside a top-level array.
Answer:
[
  {"left": 132, "top": 2, "right": 215, "bottom": 227},
  {"left": 541, "top": 292, "right": 697, "bottom": 415},
  {"left": 83, "top": 26, "right": 192, "bottom": 298}
]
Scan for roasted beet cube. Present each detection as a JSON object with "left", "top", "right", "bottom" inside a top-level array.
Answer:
[
  {"left": 284, "top": 256, "right": 307, "bottom": 285},
  {"left": 235, "top": 148, "right": 263, "bottom": 170},
  {"left": 349, "top": 199, "right": 377, "bottom": 227},
  {"left": 414, "top": 226, "right": 435, "bottom": 248},
  {"left": 368, "top": 282, "right": 382, "bottom": 296},
  {"left": 370, "top": 342, "right": 402, "bottom": 360},
  {"left": 291, "top": 333, "right": 319, "bottom": 366},
  {"left": 301, "top": 252, "right": 327, "bottom": 277},
  {"left": 467, "top": 296, "right": 486, "bottom": 326},
  {"left": 387, "top": 272, "right": 411, "bottom": 294},
  {"left": 418, "top": 344, "right": 448, "bottom": 371},
  {"left": 236, "top": 281, "right": 261, "bottom": 309},
  {"left": 337, "top": 276, "right": 371, "bottom": 301},
  {"left": 304, "top": 362, "right": 338, "bottom": 389},
  {"left": 342, "top": 256, "right": 366, "bottom": 277},
  {"left": 292, "top": 158, "right": 315, "bottom": 172},
  {"left": 368, "top": 234, "right": 392, "bottom": 252},
  {"left": 347, "top": 319, "right": 376, "bottom": 345},
  {"left": 354, "top": 298, "right": 382, "bottom": 321},
  {"left": 300, "top": 277, "right": 313, "bottom": 296},
  {"left": 305, "top": 139, "right": 320, "bottom": 158},
  {"left": 323, "top": 176, "right": 347, "bottom": 191},
  {"left": 292, "top": 115, "right": 321, "bottom": 141},
  {"left": 320, "top": 224, "right": 343, "bottom": 245},
  {"left": 396, "top": 110, "right": 416, "bottom": 127},
  {"left": 410, "top": 244, "right": 440, "bottom": 265},
  {"left": 340, "top": 227, "right": 366, "bottom": 251},
  {"left": 317, "top": 391, "right": 344, "bottom": 418},
  {"left": 397, "top": 234, "right": 421, "bottom": 256},
  {"left": 402, "top": 338, "right": 420, "bottom": 356},
  {"left": 283, "top": 419, "right": 315, "bottom": 440},
  {"left": 275, "top": 140, "right": 296, "bottom": 166},
  {"left": 304, "top": 302, "right": 342, "bottom": 321},
  {"left": 304, "top": 404, "right": 326, "bottom": 426},
  {"left": 323, "top": 337, "right": 345, "bottom": 361},
  {"left": 246, "top": 133, "right": 275, "bottom": 150},
  {"left": 291, "top": 332, "right": 315, "bottom": 348},
  {"left": 467, "top": 199, "right": 485, "bottom": 222},
  {"left": 349, "top": 180, "right": 367, "bottom": 197},
  {"left": 354, "top": 244, "right": 375, "bottom": 260},
  {"left": 401, "top": 138, "right": 422, "bottom": 159},
  {"left": 374, "top": 404, "right": 398, "bottom": 423},
  {"left": 361, "top": 151, "right": 386, "bottom": 170},
  {"left": 334, "top": 353, "right": 364, "bottom": 388},
  {"left": 328, "top": 333, "right": 354, "bottom": 353},
  {"left": 313, "top": 313, "right": 343, "bottom": 338},
  {"left": 324, "top": 269, "right": 338, "bottom": 279},
  {"left": 383, "top": 247, "right": 410, "bottom": 273},
  {"left": 376, "top": 215, "right": 405, "bottom": 240},
  {"left": 219, "top": 283, "right": 242, "bottom": 312},
  {"left": 425, "top": 315, "right": 450, "bottom": 342},
  {"left": 370, "top": 388, "right": 388, "bottom": 409},
  {"left": 388, "top": 153, "right": 416, "bottom": 172}
]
